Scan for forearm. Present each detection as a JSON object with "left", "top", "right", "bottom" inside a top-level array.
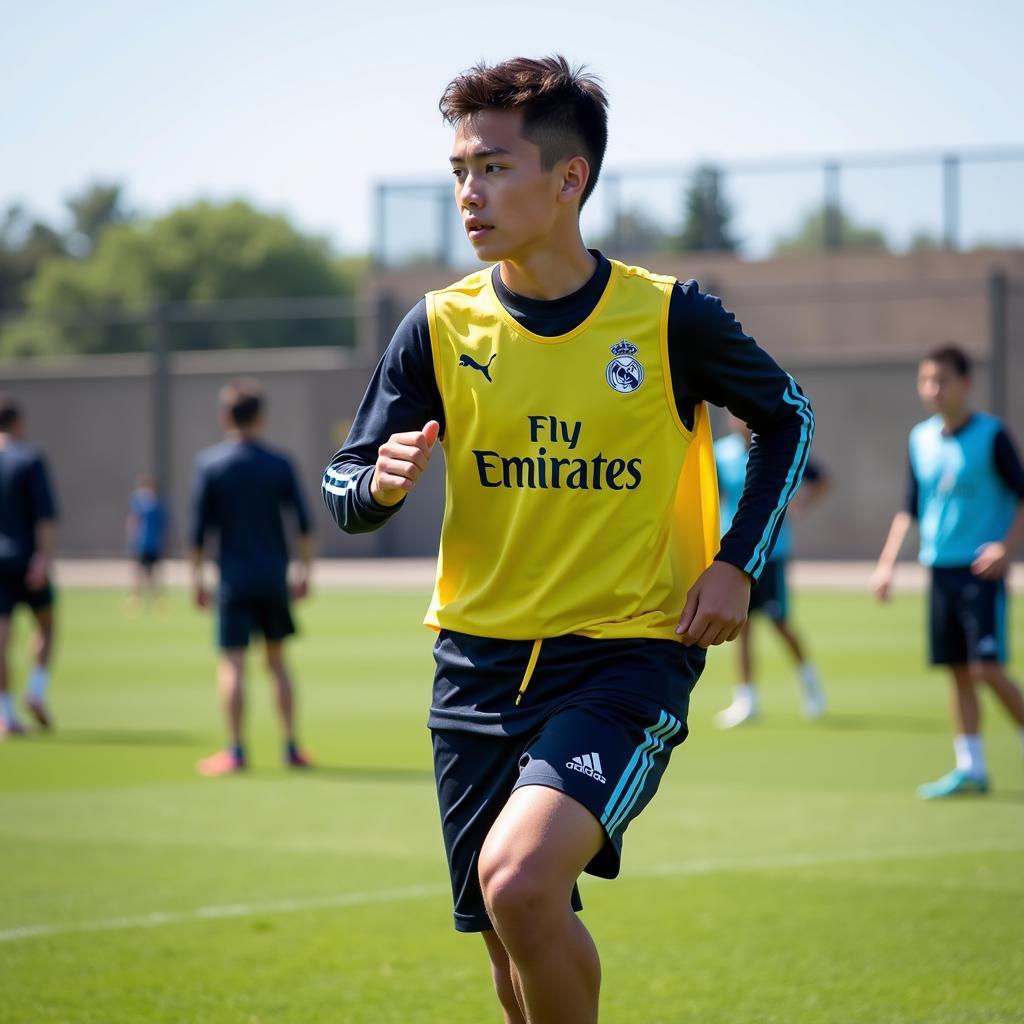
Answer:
[
  {"left": 1000, "top": 504, "right": 1024, "bottom": 558},
  {"left": 34, "top": 520, "right": 56, "bottom": 563},
  {"left": 190, "top": 547, "right": 205, "bottom": 588},
  {"left": 876, "top": 512, "right": 912, "bottom": 569},
  {"left": 296, "top": 533, "right": 314, "bottom": 573}
]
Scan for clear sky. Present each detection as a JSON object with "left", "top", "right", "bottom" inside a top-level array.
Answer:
[{"left": 3, "top": 0, "right": 1022, "bottom": 257}]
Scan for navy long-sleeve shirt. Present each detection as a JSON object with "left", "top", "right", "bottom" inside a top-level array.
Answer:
[
  {"left": 0, "top": 441, "right": 58, "bottom": 571},
  {"left": 324, "top": 253, "right": 813, "bottom": 581},
  {"left": 191, "top": 438, "right": 311, "bottom": 594}
]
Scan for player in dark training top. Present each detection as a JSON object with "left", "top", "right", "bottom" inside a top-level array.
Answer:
[
  {"left": 323, "top": 57, "right": 813, "bottom": 1024},
  {"left": 190, "top": 379, "right": 314, "bottom": 776},
  {"left": 0, "top": 395, "right": 59, "bottom": 736}
]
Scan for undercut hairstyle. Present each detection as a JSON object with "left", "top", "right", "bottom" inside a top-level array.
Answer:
[
  {"left": 219, "top": 377, "right": 264, "bottom": 427},
  {"left": 0, "top": 394, "right": 22, "bottom": 431},
  {"left": 439, "top": 55, "right": 609, "bottom": 207},
  {"left": 925, "top": 344, "right": 971, "bottom": 378}
]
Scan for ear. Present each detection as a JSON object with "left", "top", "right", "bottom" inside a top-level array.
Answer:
[{"left": 557, "top": 156, "right": 591, "bottom": 206}]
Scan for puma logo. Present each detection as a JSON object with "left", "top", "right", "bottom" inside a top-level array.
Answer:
[{"left": 459, "top": 353, "right": 497, "bottom": 382}]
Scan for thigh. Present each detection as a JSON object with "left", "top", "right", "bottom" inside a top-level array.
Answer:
[
  {"left": 958, "top": 575, "right": 1007, "bottom": 664},
  {"left": 252, "top": 592, "right": 295, "bottom": 643},
  {"left": 218, "top": 593, "right": 253, "bottom": 650},
  {"left": 433, "top": 728, "right": 533, "bottom": 933},
  {"left": 929, "top": 570, "right": 966, "bottom": 665},
  {"left": 516, "top": 698, "right": 687, "bottom": 881}
]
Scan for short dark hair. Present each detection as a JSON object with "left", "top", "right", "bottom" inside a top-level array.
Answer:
[
  {"left": 0, "top": 394, "right": 22, "bottom": 431},
  {"left": 924, "top": 344, "right": 971, "bottom": 378},
  {"left": 439, "top": 55, "right": 609, "bottom": 208},
  {"left": 219, "top": 377, "right": 264, "bottom": 427}
]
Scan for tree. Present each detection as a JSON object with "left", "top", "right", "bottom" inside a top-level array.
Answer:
[
  {"left": 0, "top": 206, "right": 67, "bottom": 311},
  {"left": 773, "top": 205, "right": 888, "bottom": 254},
  {"left": 592, "top": 208, "right": 669, "bottom": 254},
  {"left": 11, "top": 200, "right": 358, "bottom": 355},
  {"left": 674, "top": 165, "right": 738, "bottom": 253},
  {"left": 65, "top": 183, "right": 133, "bottom": 257}
]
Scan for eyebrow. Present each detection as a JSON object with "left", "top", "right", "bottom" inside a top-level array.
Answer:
[{"left": 449, "top": 146, "right": 513, "bottom": 164}]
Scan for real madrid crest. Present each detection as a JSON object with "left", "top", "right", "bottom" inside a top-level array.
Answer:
[{"left": 606, "top": 340, "right": 643, "bottom": 393}]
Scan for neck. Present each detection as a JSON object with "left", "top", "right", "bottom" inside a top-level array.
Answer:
[
  {"left": 941, "top": 408, "right": 971, "bottom": 432},
  {"left": 498, "top": 230, "right": 596, "bottom": 301},
  {"left": 227, "top": 427, "right": 260, "bottom": 441}
]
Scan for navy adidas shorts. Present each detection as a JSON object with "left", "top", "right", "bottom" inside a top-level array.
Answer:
[
  {"left": 929, "top": 566, "right": 1008, "bottom": 665},
  {"left": 217, "top": 587, "right": 295, "bottom": 650},
  {"left": 431, "top": 630, "right": 705, "bottom": 932},
  {"left": 748, "top": 558, "right": 788, "bottom": 621},
  {"left": 0, "top": 566, "right": 55, "bottom": 617}
]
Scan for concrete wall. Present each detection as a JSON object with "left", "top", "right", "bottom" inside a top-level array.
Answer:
[{"left": 2, "top": 249, "right": 1020, "bottom": 561}]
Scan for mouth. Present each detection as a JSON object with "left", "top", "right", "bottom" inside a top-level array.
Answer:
[{"left": 465, "top": 219, "right": 494, "bottom": 242}]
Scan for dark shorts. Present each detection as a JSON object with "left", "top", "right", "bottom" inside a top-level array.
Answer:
[
  {"left": 748, "top": 558, "right": 788, "bottom": 621},
  {"left": 431, "top": 630, "right": 704, "bottom": 932},
  {"left": 0, "top": 567, "right": 55, "bottom": 617},
  {"left": 929, "top": 566, "right": 1008, "bottom": 665},
  {"left": 136, "top": 551, "right": 162, "bottom": 569},
  {"left": 218, "top": 587, "right": 295, "bottom": 650}
]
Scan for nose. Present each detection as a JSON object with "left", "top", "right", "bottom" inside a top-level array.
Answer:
[{"left": 458, "top": 171, "right": 484, "bottom": 212}]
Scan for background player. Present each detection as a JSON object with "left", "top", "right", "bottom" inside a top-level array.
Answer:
[
  {"left": 126, "top": 473, "right": 168, "bottom": 611},
  {"left": 0, "top": 395, "right": 58, "bottom": 735},
  {"left": 872, "top": 345, "right": 1024, "bottom": 798},
  {"left": 190, "top": 378, "right": 314, "bottom": 775},
  {"left": 714, "top": 415, "right": 829, "bottom": 727},
  {"left": 322, "top": 56, "right": 813, "bottom": 1024}
]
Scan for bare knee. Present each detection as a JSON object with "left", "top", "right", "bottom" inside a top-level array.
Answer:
[{"left": 479, "top": 847, "right": 552, "bottom": 945}]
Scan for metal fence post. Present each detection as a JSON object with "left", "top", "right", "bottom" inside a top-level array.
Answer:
[
  {"left": 988, "top": 271, "right": 1007, "bottom": 418},
  {"left": 823, "top": 162, "right": 841, "bottom": 249},
  {"left": 942, "top": 155, "right": 960, "bottom": 250},
  {"left": 150, "top": 303, "right": 171, "bottom": 502}
]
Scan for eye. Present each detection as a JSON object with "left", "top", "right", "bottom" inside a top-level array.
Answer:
[
  {"left": 485, "top": 164, "right": 504, "bottom": 173},
  {"left": 451, "top": 167, "right": 466, "bottom": 181}
]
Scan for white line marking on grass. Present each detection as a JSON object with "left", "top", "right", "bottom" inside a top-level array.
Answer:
[
  {"left": 0, "top": 883, "right": 447, "bottom": 944},
  {"left": 4, "top": 840, "right": 1022, "bottom": 944}
]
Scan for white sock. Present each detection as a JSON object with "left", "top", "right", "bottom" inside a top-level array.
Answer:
[
  {"left": 734, "top": 683, "right": 757, "bottom": 710},
  {"left": 798, "top": 663, "right": 821, "bottom": 691},
  {"left": 953, "top": 734, "right": 987, "bottom": 779},
  {"left": 0, "top": 693, "right": 16, "bottom": 725},
  {"left": 27, "top": 666, "right": 49, "bottom": 702}
]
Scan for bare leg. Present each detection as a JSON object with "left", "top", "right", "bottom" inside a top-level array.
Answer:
[
  {"left": 0, "top": 616, "right": 17, "bottom": 731},
  {"left": 738, "top": 618, "right": 753, "bottom": 683},
  {"left": 218, "top": 649, "right": 246, "bottom": 748},
  {"left": 31, "top": 606, "right": 54, "bottom": 671},
  {"left": 771, "top": 619, "right": 807, "bottom": 664},
  {"left": 478, "top": 785, "right": 603, "bottom": 1024},
  {"left": 481, "top": 930, "right": 527, "bottom": 1024},
  {"left": 264, "top": 641, "right": 296, "bottom": 743},
  {"left": 972, "top": 663, "right": 1024, "bottom": 728},
  {"left": 950, "top": 664, "right": 979, "bottom": 735}
]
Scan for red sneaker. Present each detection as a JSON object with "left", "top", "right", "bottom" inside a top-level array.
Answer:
[
  {"left": 286, "top": 749, "right": 314, "bottom": 769},
  {"left": 25, "top": 699, "right": 53, "bottom": 731},
  {"left": 196, "top": 750, "right": 245, "bottom": 776}
]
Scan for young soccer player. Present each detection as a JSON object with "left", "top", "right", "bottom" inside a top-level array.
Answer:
[
  {"left": 126, "top": 473, "right": 168, "bottom": 610},
  {"left": 0, "top": 395, "right": 58, "bottom": 735},
  {"left": 323, "top": 56, "right": 813, "bottom": 1024},
  {"left": 714, "top": 416, "right": 829, "bottom": 727},
  {"left": 873, "top": 345, "right": 1024, "bottom": 799},
  {"left": 190, "top": 378, "right": 314, "bottom": 775}
]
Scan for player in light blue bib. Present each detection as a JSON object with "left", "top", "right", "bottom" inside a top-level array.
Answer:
[
  {"left": 873, "top": 345, "right": 1024, "bottom": 798},
  {"left": 713, "top": 416, "right": 830, "bottom": 727}
]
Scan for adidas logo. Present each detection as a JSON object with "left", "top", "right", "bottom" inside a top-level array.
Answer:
[{"left": 566, "top": 752, "right": 606, "bottom": 784}]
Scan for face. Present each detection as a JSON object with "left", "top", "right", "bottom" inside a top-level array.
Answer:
[
  {"left": 917, "top": 358, "right": 970, "bottom": 416},
  {"left": 450, "top": 109, "right": 576, "bottom": 262}
]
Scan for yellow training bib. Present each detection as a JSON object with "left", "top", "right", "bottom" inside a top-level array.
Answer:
[{"left": 424, "top": 259, "right": 719, "bottom": 641}]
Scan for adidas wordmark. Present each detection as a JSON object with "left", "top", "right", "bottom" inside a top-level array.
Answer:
[{"left": 567, "top": 752, "right": 606, "bottom": 784}]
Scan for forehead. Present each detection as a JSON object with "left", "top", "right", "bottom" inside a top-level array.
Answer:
[
  {"left": 452, "top": 109, "right": 539, "bottom": 159},
  {"left": 919, "top": 359, "right": 960, "bottom": 380}
]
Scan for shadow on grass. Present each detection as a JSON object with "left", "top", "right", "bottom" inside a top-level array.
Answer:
[
  {"left": 52, "top": 728, "right": 203, "bottom": 747},
  {"left": 819, "top": 712, "right": 947, "bottom": 734},
  {"left": 986, "top": 789, "right": 1024, "bottom": 804}
]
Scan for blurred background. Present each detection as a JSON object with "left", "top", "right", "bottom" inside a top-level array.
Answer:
[{"left": 3, "top": 0, "right": 1023, "bottom": 562}]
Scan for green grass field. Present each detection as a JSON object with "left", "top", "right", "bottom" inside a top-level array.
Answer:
[{"left": 1, "top": 585, "right": 1022, "bottom": 1024}]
